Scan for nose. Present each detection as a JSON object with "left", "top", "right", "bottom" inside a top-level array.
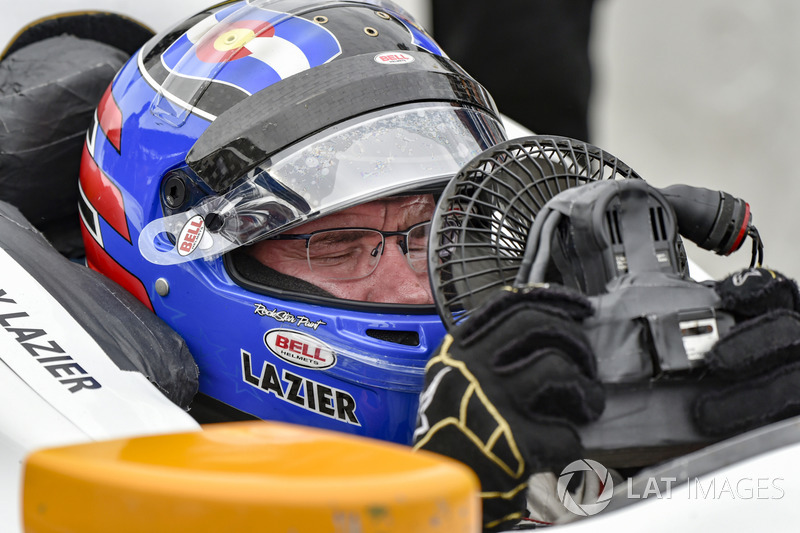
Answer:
[{"left": 365, "top": 240, "right": 433, "bottom": 304}]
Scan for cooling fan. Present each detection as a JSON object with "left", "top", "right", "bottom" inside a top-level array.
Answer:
[
  {"left": 427, "top": 135, "right": 760, "bottom": 467},
  {"left": 428, "top": 135, "right": 640, "bottom": 329}
]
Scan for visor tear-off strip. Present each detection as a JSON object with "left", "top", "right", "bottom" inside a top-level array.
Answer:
[{"left": 186, "top": 52, "right": 499, "bottom": 192}]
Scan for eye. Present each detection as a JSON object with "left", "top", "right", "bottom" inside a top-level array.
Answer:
[{"left": 308, "top": 230, "right": 381, "bottom": 265}]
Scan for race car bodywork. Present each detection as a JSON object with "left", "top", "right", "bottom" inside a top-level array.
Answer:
[{"left": 0, "top": 200, "right": 201, "bottom": 531}]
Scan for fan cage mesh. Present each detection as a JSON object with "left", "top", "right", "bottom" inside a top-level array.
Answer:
[{"left": 429, "top": 135, "right": 640, "bottom": 329}]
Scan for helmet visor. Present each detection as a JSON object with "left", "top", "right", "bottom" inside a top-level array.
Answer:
[{"left": 139, "top": 103, "right": 505, "bottom": 265}]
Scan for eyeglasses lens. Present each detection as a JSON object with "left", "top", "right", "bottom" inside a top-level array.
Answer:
[
  {"left": 306, "top": 223, "right": 430, "bottom": 280},
  {"left": 307, "top": 229, "right": 383, "bottom": 280}
]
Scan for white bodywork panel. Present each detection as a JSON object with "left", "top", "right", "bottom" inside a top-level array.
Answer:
[{"left": 0, "top": 249, "right": 200, "bottom": 532}]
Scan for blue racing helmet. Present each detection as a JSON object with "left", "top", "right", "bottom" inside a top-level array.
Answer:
[{"left": 79, "top": 0, "right": 506, "bottom": 443}]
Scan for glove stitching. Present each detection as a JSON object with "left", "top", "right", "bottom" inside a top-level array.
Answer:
[
  {"left": 415, "top": 343, "right": 527, "bottom": 480},
  {"left": 483, "top": 508, "right": 526, "bottom": 531}
]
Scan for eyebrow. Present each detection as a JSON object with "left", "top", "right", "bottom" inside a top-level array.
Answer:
[{"left": 313, "top": 229, "right": 375, "bottom": 245}]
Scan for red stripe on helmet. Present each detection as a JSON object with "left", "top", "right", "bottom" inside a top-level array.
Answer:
[
  {"left": 79, "top": 145, "right": 131, "bottom": 243},
  {"left": 97, "top": 83, "right": 122, "bottom": 152},
  {"left": 80, "top": 223, "right": 154, "bottom": 312}
]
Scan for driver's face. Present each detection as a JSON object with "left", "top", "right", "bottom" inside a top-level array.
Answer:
[{"left": 248, "top": 195, "right": 435, "bottom": 304}]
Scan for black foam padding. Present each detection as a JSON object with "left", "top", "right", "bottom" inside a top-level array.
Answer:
[
  {"left": 2, "top": 11, "right": 153, "bottom": 59},
  {"left": 0, "top": 35, "right": 128, "bottom": 257},
  {"left": 0, "top": 200, "right": 198, "bottom": 409}
]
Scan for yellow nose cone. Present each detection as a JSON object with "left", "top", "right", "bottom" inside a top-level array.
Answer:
[{"left": 23, "top": 421, "right": 480, "bottom": 533}]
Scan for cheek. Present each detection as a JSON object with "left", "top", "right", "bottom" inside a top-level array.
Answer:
[
  {"left": 263, "top": 256, "right": 309, "bottom": 276},
  {"left": 250, "top": 242, "right": 306, "bottom": 270},
  {"left": 416, "top": 272, "right": 435, "bottom": 302},
  {"left": 311, "top": 278, "right": 371, "bottom": 301}
]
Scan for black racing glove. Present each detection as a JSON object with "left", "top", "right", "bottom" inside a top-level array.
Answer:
[
  {"left": 413, "top": 285, "right": 605, "bottom": 532},
  {"left": 693, "top": 267, "right": 800, "bottom": 436}
]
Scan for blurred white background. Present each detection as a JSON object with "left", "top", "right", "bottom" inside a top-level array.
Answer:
[
  {"left": 589, "top": 1, "right": 800, "bottom": 282},
  {"left": 3, "top": 0, "right": 798, "bottom": 281},
  {"left": 409, "top": 0, "right": 800, "bottom": 282}
]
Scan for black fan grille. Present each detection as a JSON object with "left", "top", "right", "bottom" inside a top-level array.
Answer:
[{"left": 429, "top": 136, "right": 640, "bottom": 329}]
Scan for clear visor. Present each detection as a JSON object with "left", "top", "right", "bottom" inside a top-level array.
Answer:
[{"left": 139, "top": 103, "right": 504, "bottom": 265}]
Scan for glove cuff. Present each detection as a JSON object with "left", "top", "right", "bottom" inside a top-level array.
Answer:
[{"left": 715, "top": 267, "right": 800, "bottom": 318}]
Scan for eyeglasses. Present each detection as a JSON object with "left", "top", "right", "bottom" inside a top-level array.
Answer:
[{"left": 267, "top": 221, "right": 431, "bottom": 280}]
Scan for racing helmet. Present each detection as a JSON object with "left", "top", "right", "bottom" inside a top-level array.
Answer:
[{"left": 79, "top": 0, "right": 506, "bottom": 444}]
